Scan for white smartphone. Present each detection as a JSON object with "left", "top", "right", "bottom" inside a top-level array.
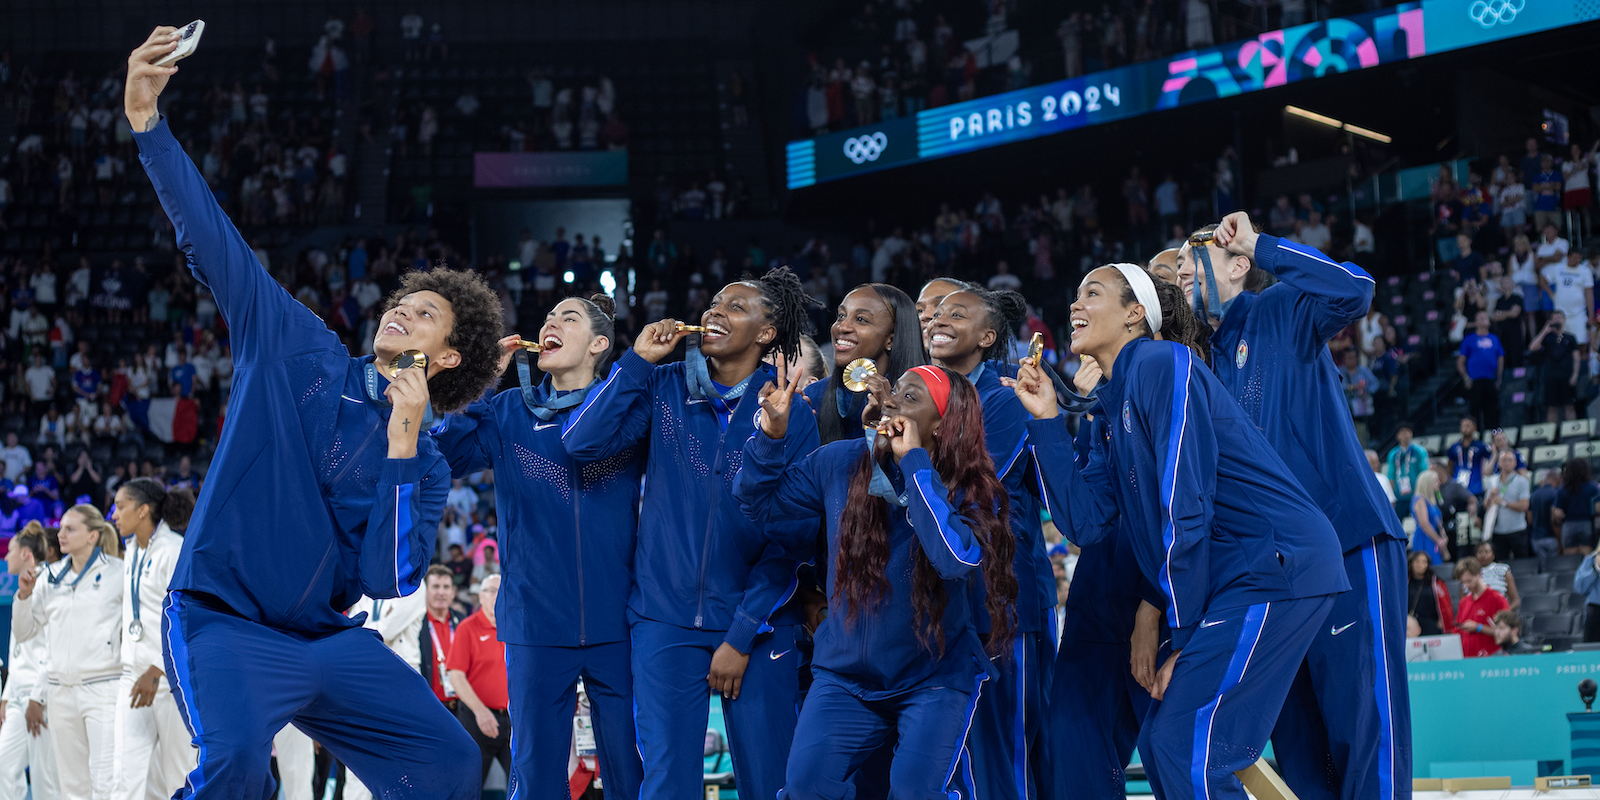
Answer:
[{"left": 154, "top": 20, "right": 205, "bottom": 67}]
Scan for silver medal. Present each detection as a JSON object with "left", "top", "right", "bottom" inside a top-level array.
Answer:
[{"left": 128, "top": 619, "right": 144, "bottom": 641}]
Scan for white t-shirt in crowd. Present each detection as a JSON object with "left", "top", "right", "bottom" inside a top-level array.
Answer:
[
  {"left": 1537, "top": 236, "right": 1570, "bottom": 265},
  {"left": 1542, "top": 262, "right": 1592, "bottom": 343},
  {"left": 1489, "top": 471, "right": 1530, "bottom": 534},
  {"left": 1508, "top": 251, "right": 1537, "bottom": 285},
  {"left": 24, "top": 365, "right": 54, "bottom": 401},
  {"left": 987, "top": 273, "right": 1023, "bottom": 292}
]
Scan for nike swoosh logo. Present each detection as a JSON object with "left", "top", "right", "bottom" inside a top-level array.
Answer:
[
  {"left": 534, "top": 422, "right": 559, "bottom": 431},
  {"left": 769, "top": 649, "right": 791, "bottom": 660},
  {"left": 341, "top": 395, "right": 364, "bottom": 403},
  {"left": 479, "top": 634, "right": 491, "bottom": 641},
  {"left": 1200, "top": 619, "right": 1227, "bottom": 628},
  {"left": 687, "top": 399, "right": 709, "bottom": 405},
  {"left": 1331, "top": 622, "right": 1356, "bottom": 636}
]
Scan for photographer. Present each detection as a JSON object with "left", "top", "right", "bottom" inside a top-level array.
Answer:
[{"left": 1529, "top": 310, "right": 1581, "bottom": 423}]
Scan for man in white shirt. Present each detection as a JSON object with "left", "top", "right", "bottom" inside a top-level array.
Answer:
[
  {"left": 1534, "top": 223, "right": 1570, "bottom": 270},
  {"left": 1486, "top": 451, "right": 1532, "bottom": 560},
  {"left": 986, "top": 260, "right": 1023, "bottom": 292},
  {"left": 24, "top": 353, "right": 56, "bottom": 412},
  {"left": 1541, "top": 249, "right": 1594, "bottom": 344},
  {"left": 111, "top": 480, "right": 193, "bottom": 800},
  {"left": 1296, "top": 211, "right": 1332, "bottom": 252},
  {"left": 0, "top": 433, "right": 31, "bottom": 481},
  {"left": 446, "top": 479, "right": 478, "bottom": 520},
  {"left": 0, "top": 526, "right": 60, "bottom": 800}
]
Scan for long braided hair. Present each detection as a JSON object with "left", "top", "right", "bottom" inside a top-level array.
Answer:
[
  {"left": 742, "top": 266, "right": 821, "bottom": 365},
  {"left": 833, "top": 367, "right": 1018, "bottom": 657}
]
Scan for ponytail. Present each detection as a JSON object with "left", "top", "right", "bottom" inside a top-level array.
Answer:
[{"left": 119, "top": 477, "right": 170, "bottom": 525}]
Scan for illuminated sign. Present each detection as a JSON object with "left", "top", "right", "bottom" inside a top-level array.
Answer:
[{"left": 787, "top": 0, "right": 1599, "bottom": 190}]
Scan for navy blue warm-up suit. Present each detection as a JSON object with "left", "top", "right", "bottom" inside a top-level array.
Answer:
[
  {"left": 1029, "top": 338, "right": 1349, "bottom": 800},
  {"left": 735, "top": 425, "right": 991, "bottom": 800},
  {"left": 1207, "top": 235, "right": 1411, "bottom": 800},
  {"left": 563, "top": 349, "right": 812, "bottom": 800},
  {"left": 964, "top": 364, "right": 1056, "bottom": 800},
  {"left": 136, "top": 118, "right": 478, "bottom": 799},
  {"left": 433, "top": 373, "right": 646, "bottom": 800}
]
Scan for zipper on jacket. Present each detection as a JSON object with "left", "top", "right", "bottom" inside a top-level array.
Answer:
[
  {"left": 694, "top": 423, "right": 730, "bottom": 629},
  {"left": 281, "top": 541, "right": 339, "bottom": 624},
  {"left": 574, "top": 468, "right": 587, "bottom": 646}
]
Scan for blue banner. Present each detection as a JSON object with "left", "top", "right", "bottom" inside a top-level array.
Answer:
[
  {"left": 474, "top": 151, "right": 629, "bottom": 188},
  {"left": 789, "top": 0, "right": 1599, "bottom": 189}
]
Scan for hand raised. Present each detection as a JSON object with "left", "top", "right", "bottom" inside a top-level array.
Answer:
[
  {"left": 1006, "top": 356, "right": 1058, "bottom": 420},
  {"left": 632, "top": 319, "right": 688, "bottom": 364},
  {"left": 757, "top": 352, "right": 802, "bottom": 439},
  {"left": 1072, "top": 355, "right": 1103, "bottom": 396},
  {"left": 495, "top": 334, "right": 523, "bottom": 376},
  {"left": 859, "top": 372, "right": 892, "bottom": 429},
  {"left": 126, "top": 27, "right": 182, "bottom": 132},
  {"left": 385, "top": 367, "right": 431, "bottom": 458},
  {"left": 880, "top": 415, "right": 923, "bottom": 461},
  {"left": 1212, "top": 211, "right": 1259, "bottom": 257}
]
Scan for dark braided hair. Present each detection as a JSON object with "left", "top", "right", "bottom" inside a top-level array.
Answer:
[
  {"left": 1109, "top": 265, "right": 1212, "bottom": 365},
  {"left": 743, "top": 265, "right": 822, "bottom": 365},
  {"left": 966, "top": 287, "right": 1029, "bottom": 364}
]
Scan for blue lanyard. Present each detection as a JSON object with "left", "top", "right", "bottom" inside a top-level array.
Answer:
[
  {"left": 128, "top": 538, "right": 155, "bottom": 623},
  {"left": 47, "top": 547, "right": 102, "bottom": 590}
]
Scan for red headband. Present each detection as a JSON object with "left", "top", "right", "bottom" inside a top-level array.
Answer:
[{"left": 908, "top": 365, "right": 951, "bottom": 417}]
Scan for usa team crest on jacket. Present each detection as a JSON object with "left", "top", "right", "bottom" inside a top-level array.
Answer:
[
  {"left": 1236, "top": 339, "right": 1249, "bottom": 369},
  {"left": 1122, "top": 400, "right": 1133, "bottom": 433}
]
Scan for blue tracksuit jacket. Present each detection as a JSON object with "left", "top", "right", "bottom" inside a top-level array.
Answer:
[
  {"left": 1029, "top": 337, "right": 1349, "bottom": 651},
  {"left": 433, "top": 378, "right": 643, "bottom": 646},
  {"left": 970, "top": 364, "right": 1054, "bottom": 632},
  {"left": 139, "top": 118, "right": 444, "bottom": 634},
  {"left": 1211, "top": 235, "right": 1405, "bottom": 553},
  {"left": 735, "top": 431, "right": 989, "bottom": 695},
  {"left": 562, "top": 350, "right": 809, "bottom": 650}
]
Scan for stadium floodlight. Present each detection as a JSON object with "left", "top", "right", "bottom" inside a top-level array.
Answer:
[{"left": 1285, "top": 105, "right": 1392, "bottom": 144}]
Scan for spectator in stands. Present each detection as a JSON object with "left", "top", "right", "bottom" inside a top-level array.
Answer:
[
  {"left": 1410, "top": 470, "right": 1448, "bottom": 563},
  {"left": 1339, "top": 350, "right": 1377, "bottom": 444},
  {"left": 37, "top": 406, "right": 66, "bottom": 450},
  {"left": 446, "top": 543, "right": 473, "bottom": 590},
  {"left": 1453, "top": 557, "right": 1509, "bottom": 657},
  {"left": 1457, "top": 312, "right": 1504, "bottom": 430},
  {"left": 1491, "top": 610, "right": 1539, "bottom": 655},
  {"left": 1529, "top": 469, "right": 1563, "bottom": 562},
  {"left": 1542, "top": 250, "right": 1592, "bottom": 347},
  {"left": 1447, "top": 417, "right": 1493, "bottom": 499},
  {"left": 447, "top": 574, "right": 511, "bottom": 783},
  {"left": 420, "top": 564, "right": 465, "bottom": 704},
  {"left": 169, "top": 347, "right": 195, "bottom": 399},
  {"left": 1296, "top": 210, "right": 1332, "bottom": 253},
  {"left": 1, "top": 432, "right": 31, "bottom": 481},
  {"left": 65, "top": 450, "right": 103, "bottom": 510},
  {"left": 1407, "top": 550, "right": 1454, "bottom": 636},
  {"left": 1486, "top": 450, "right": 1532, "bottom": 560},
  {"left": 401, "top": 10, "right": 424, "bottom": 61},
  {"left": 1532, "top": 154, "right": 1564, "bottom": 234},
  {"left": 166, "top": 456, "right": 198, "bottom": 492},
  {"left": 1564, "top": 141, "right": 1598, "bottom": 236},
  {"left": 23, "top": 352, "right": 53, "bottom": 418},
  {"left": 986, "top": 260, "right": 1021, "bottom": 292},
  {"left": 1473, "top": 540, "right": 1520, "bottom": 612},
  {"left": 1553, "top": 457, "right": 1600, "bottom": 555},
  {"left": 1529, "top": 310, "right": 1582, "bottom": 421},
  {"left": 1432, "top": 457, "right": 1477, "bottom": 559},
  {"left": 446, "top": 477, "right": 477, "bottom": 521},
  {"left": 1576, "top": 551, "right": 1600, "bottom": 642},
  {"left": 1387, "top": 425, "right": 1429, "bottom": 521},
  {"left": 1491, "top": 275, "right": 1526, "bottom": 367}
]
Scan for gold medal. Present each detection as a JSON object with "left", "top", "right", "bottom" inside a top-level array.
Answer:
[
  {"left": 387, "top": 350, "right": 428, "bottom": 378},
  {"left": 1028, "top": 332, "right": 1044, "bottom": 364},
  {"left": 676, "top": 323, "right": 708, "bottom": 333},
  {"left": 1187, "top": 230, "right": 1216, "bottom": 247},
  {"left": 843, "top": 358, "right": 878, "bottom": 393},
  {"left": 518, "top": 339, "right": 544, "bottom": 352}
]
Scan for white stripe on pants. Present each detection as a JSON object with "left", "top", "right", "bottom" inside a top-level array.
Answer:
[
  {"left": 272, "top": 724, "right": 315, "bottom": 800},
  {"left": 112, "top": 674, "right": 196, "bottom": 800},
  {"left": 48, "top": 682, "right": 117, "bottom": 800},
  {"left": 0, "top": 695, "right": 60, "bottom": 800}
]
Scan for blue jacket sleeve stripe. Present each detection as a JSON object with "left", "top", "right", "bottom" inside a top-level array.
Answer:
[
  {"left": 1031, "top": 451, "right": 1052, "bottom": 520},
  {"left": 998, "top": 432, "right": 1028, "bottom": 480},
  {"left": 1275, "top": 238, "right": 1374, "bottom": 283},
  {"left": 912, "top": 469, "right": 982, "bottom": 567},
  {"left": 561, "top": 361, "right": 622, "bottom": 440},
  {"left": 395, "top": 484, "right": 416, "bottom": 594},
  {"left": 757, "top": 563, "right": 806, "bottom": 636},
  {"left": 1159, "top": 347, "right": 1193, "bottom": 630}
]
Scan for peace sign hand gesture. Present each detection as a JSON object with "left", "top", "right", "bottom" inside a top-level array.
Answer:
[{"left": 757, "top": 352, "right": 804, "bottom": 440}]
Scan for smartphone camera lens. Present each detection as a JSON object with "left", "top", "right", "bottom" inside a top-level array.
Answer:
[{"left": 185, "top": 23, "right": 196, "bottom": 36}]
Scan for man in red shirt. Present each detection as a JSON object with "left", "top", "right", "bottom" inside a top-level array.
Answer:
[
  {"left": 448, "top": 574, "right": 512, "bottom": 783},
  {"left": 1454, "top": 557, "right": 1510, "bottom": 657},
  {"left": 420, "top": 565, "right": 466, "bottom": 705}
]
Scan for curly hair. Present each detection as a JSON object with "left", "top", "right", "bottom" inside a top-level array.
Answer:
[
  {"left": 382, "top": 269, "right": 506, "bottom": 412},
  {"left": 743, "top": 265, "right": 822, "bottom": 365}
]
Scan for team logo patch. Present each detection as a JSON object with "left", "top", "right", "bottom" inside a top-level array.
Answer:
[
  {"left": 1236, "top": 339, "right": 1249, "bottom": 369},
  {"left": 1122, "top": 400, "right": 1133, "bottom": 433}
]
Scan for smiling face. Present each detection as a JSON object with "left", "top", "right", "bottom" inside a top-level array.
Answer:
[
  {"left": 831, "top": 287, "right": 895, "bottom": 365},
  {"left": 1069, "top": 267, "right": 1145, "bottom": 357},
  {"left": 373, "top": 290, "right": 462, "bottom": 373},
  {"left": 880, "top": 371, "right": 943, "bottom": 438},
  {"left": 425, "top": 572, "right": 455, "bottom": 617},
  {"left": 534, "top": 298, "right": 607, "bottom": 377},
  {"left": 927, "top": 291, "right": 994, "bottom": 364},
  {"left": 699, "top": 283, "right": 775, "bottom": 360},
  {"left": 916, "top": 280, "right": 966, "bottom": 341}
]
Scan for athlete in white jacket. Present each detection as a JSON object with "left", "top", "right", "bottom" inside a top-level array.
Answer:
[
  {"left": 13, "top": 505, "right": 124, "bottom": 800},
  {"left": 0, "top": 524, "right": 59, "bottom": 800},
  {"left": 110, "top": 479, "right": 194, "bottom": 800}
]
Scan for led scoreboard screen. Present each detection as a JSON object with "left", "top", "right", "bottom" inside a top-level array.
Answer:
[{"left": 786, "top": 0, "right": 1600, "bottom": 189}]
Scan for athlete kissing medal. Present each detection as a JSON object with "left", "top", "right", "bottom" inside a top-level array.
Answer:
[
  {"left": 518, "top": 339, "right": 544, "bottom": 352},
  {"left": 675, "top": 323, "right": 708, "bottom": 333}
]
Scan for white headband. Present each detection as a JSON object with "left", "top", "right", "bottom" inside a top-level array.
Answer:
[{"left": 1110, "top": 263, "right": 1163, "bottom": 334}]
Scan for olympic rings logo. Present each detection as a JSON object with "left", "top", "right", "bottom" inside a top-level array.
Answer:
[
  {"left": 1468, "top": 0, "right": 1524, "bottom": 28},
  {"left": 842, "top": 132, "right": 888, "bottom": 164}
]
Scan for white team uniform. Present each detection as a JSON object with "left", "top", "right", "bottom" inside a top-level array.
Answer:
[
  {"left": 113, "top": 524, "right": 195, "bottom": 800},
  {"left": 0, "top": 577, "right": 61, "bottom": 800}
]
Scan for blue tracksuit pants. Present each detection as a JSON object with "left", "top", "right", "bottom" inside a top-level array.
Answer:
[
  {"left": 965, "top": 627, "right": 1052, "bottom": 800},
  {"left": 1047, "top": 639, "right": 1153, "bottom": 800},
  {"left": 631, "top": 619, "right": 798, "bottom": 800},
  {"left": 161, "top": 592, "right": 479, "bottom": 800},
  {"left": 1270, "top": 537, "right": 1411, "bottom": 800},
  {"left": 506, "top": 641, "right": 644, "bottom": 800},
  {"left": 783, "top": 673, "right": 985, "bottom": 800},
  {"left": 1143, "top": 595, "right": 1334, "bottom": 800}
]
